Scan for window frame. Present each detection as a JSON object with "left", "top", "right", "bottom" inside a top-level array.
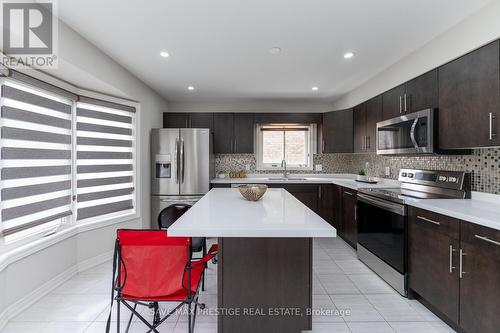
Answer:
[
  {"left": 0, "top": 75, "right": 140, "bottom": 243},
  {"left": 255, "top": 123, "right": 316, "bottom": 171}
]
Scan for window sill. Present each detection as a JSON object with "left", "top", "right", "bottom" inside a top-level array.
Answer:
[{"left": 0, "top": 213, "right": 140, "bottom": 272}]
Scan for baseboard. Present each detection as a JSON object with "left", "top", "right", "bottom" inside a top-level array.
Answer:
[
  {"left": 77, "top": 250, "right": 113, "bottom": 272},
  {"left": 0, "top": 251, "right": 113, "bottom": 331}
]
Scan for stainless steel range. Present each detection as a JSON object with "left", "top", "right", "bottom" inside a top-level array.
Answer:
[{"left": 356, "top": 169, "right": 471, "bottom": 296}]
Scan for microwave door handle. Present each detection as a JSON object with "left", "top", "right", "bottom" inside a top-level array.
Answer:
[{"left": 410, "top": 118, "right": 419, "bottom": 149}]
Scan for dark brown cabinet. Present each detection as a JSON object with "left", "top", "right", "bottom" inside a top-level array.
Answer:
[
  {"left": 331, "top": 185, "right": 343, "bottom": 232},
  {"left": 353, "top": 96, "right": 381, "bottom": 153},
  {"left": 318, "top": 185, "right": 334, "bottom": 225},
  {"left": 341, "top": 189, "right": 357, "bottom": 248},
  {"left": 408, "top": 207, "right": 460, "bottom": 323},
  {"left": 233, "top": 113, "right": 255, "bottom": 153},
  {"left": 459, "top": 222, "right": 500, "bottom": 333},
  {"left": 408, "top": 207, "right": 500, "bottom": 333},
  {"left": 163, "top": 113, "right": 190, "bottom": 128},
  {"left": 353, "top": 103, "right": 366, "bottom": 153},
  {"left": 213, "top": 113, "right": 234, "bottom": 153},
  {"left": 439, "top": 40, "right": 500, "bottom": 149},
  {"left": 268, "top": 184, "right": 319, "bottom": 213},
  {"left": 189, "top": 112, "right": 213, "bottom": 131},
  {"left": 254, "top": 113, "right": 322, "bottom": 124},
  {"left": 382, "top": 70, "right": 438, "bottom": 121},
  {"left": 322, "top": 109, "right": 353, "bottom": 153}
]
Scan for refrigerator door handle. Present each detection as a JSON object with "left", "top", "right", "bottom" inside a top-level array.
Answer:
[
  {"left": 174, "top": 138, "right": 179, "bottom": 184},
  {"left": 180, "top": 138, "right": 185, "bottom": 184}
]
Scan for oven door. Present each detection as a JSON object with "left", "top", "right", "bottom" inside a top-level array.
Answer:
[
  {"left": 357, "top": 193, "right": 407, "bottom": 274},
  {"left": 376, "top": 109, "right": 435, "bottom": 155}
]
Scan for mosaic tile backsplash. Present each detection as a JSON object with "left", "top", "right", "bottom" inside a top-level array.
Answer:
[{"left": 215, "top": 148, "right": 500, "bottom": 194}]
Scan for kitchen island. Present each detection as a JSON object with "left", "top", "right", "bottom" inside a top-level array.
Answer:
[{"left": 168, "top": 188, "right": 336, "bottom": 333}]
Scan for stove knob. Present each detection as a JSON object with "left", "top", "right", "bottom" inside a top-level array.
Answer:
[
  {"left": 401, "top": 172, "right": 407, "bottom": 177},
  {"left": 439, "top": 176, "right": 447, "bottom": 182},
  {"left": 407, "top": 173, "right": 414, "bottom": 178},
  {"left": 448, "top": 176, "right": 458, "bottom": 183}
]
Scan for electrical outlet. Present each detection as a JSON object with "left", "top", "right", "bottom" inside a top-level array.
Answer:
[
  {"left": 315, "top": 164, "right": 323, "bottom": 172},
  {"left": 385, "top": 166, "right": 391, "bottom": 176},
  {"left": 245, "top": 164, "right": 251, "bottom": 171}
]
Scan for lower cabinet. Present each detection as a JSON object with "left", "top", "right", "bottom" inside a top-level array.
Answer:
[
  {"left": 409, "top": 207, "right": 500, "bottom": 333},
  {"left": 341, "top": 189, "right": 357, "bottom": 248},
  {"left": 318, "top": 185, "right": 334, "bottom": 226},
  {"left": 268, "top": 184, "right": 319, "bottom": 213},
  {"left": 408, "top": 207, "right": 460, "bottom": 323},
  {"left": 331, "top": 185, "right": 343, "bottom": 232}
]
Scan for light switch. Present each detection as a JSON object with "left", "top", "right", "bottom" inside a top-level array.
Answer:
[
  {"left": 245, "top": 164, "right": 251, "bottom": 171},
  {"left": 385, "top": 166, "right": 391, "bottom": 176},
  {"left": 315, "top": 164, "right": 323, "bottom": 171}
]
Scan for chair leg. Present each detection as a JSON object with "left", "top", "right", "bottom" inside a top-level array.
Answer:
[
  {"left": 188, "top": 302, "right": 192, "bottom": 333},
  {"left": 116, "top": 299, "right": 121, "bottom": 333},
  {"left": 125, "top": 303, "right": 136, "bottom": 333},
  {"left": 202, "top": 240, "right": 207, "bottom": 291}
]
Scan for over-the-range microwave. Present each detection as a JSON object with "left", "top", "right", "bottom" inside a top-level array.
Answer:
[{"left": 376, "top": 109, "right": 436, "bottom": 155}]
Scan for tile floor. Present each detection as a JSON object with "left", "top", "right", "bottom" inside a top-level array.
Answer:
[{"left": 1, "top": 237, "right": 457, "bottom": 333}]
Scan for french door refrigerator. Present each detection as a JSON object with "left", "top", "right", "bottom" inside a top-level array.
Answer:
[{"left": 151, "top": 128, "right": 213, "bottom": 197}]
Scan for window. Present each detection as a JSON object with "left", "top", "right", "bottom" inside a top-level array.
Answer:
[
  {"left": 256, "top": 123, "right": 316, "bottom": 170},
  {"left": 0, "top": 74, "right": 137, "bottom": 238}
]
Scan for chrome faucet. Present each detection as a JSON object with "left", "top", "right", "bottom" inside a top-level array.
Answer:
[{"left": 281, "top": 159, "right": 289, "bottom": 178}]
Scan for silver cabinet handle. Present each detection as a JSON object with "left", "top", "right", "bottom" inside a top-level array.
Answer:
[
  {"left": 475, "top": 234, "right": 500, "bottom": 246},
  {"left": 367, "top": 136, "right": 370, "bottom": 150},
  {"left": 449, "top": 245, "right": 457, "bottom": 273},
  {"left": 344, "top": 191, "right": 355, "bottom": 196},
  {"left": 404, "top": 93, "right": 408, "bottom": 113},
  {"left": 318, "top": 186, "right": 322, "bottom": 199},
  {"left": 399, "top": 95, "right": 403, "bottom": 114},
  {"left": 417, "top": 215, "right": 440, "bottom": 226},
  {"left": 489, "top": 112, "right": 496, "bottom": 140},
  {"left": 354, "top": 204, "right": 357, "bottom": 222},
  {"left": 459, "top": 249, "right": 467, "bottom": 279},
  {"left": 322, "top": 139, "right": 325, "bottom": 153}
]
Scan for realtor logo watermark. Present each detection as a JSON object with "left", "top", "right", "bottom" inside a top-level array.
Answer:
[{"left": 0, "top": 0, "right": 58, "bottom": 68}]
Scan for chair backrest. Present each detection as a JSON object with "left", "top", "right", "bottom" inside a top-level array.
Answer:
[
  {"left": 116, "top": 229, "right": 191, "bottom": 299},
  {"left": 158, "top": 204, "right": 191, "bottom": 230}
]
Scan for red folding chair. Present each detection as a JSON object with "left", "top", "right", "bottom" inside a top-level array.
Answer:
[{"left": 105, "top": 229, "right": 217, "bottom": 333}]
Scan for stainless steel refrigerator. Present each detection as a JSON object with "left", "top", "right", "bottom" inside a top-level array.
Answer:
[{"left": 151, "top": 128, "right": 213, "bottom": 229}]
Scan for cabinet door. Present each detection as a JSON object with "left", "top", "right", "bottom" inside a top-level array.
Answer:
[
  {"left": 341, "top": 189, "right": 357, "bottom": 248},
  {"left": 331, "top": 185, "right": 343, "bottom": 232},
  {"left": 353, "top": 103, "right": 366, "bottom": 153},
  {"left": 408, "top": 208, "right": 460, "bottom": 323},
  {"left": 439, "top": 40, "right": 500, "bottom": 148},
  {"left": 365, "top": 96, "right": 382, "bottom": 152},
  {"left": 322, "top": 109, "right": 353, "bottom": 153},
  {"left": 382, "top": 84, "right": 405, "bottom": 120},
  {"left": 460, "top": 222, "right": 500, "bottom": 333},
  {"left": 272, "top": 184, "right": 319, "bottom": 213},
  {"left": 213, "top": 113, "right": 234, "bottom": 153},
  {"left": 233, "top": 113, "right": 255, "bottom": 153},
  {"left": 189, "top": 113, "right": 213, "bottom": 131},
  {"left": 405, "top": 69, "right": 438, "bottom": 113},
  {"left": 318, "top": 185, "right": 334, "bottom": 225},
  {"left": 163, "top": 113, "right": 189, "bottom": 128}
]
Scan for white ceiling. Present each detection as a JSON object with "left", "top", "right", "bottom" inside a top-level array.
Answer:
[{"left": 58, "top": 0, "right": 492, "bottom": 104}]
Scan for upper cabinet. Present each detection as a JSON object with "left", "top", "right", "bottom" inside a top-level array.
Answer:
[
  {"left": 382, "top": 69, "right": 438, "bottom": 121},
  {"left": 233, "top": 113, "right": 255, "bottom": 153},
  {"left": 163, "top": 113, "right": 190, "bottom": 128},
  {"left": 213, "top": 113, "right": 235, "bottom": 153},
  {"left": 322, "top": 109, "right": 353, "bottom": 153},
  {"left": 254, "top": 113, "right": 322, "bottom": 124},
  {"left": 189, "top": 113, "right": 214, "bottom": 132},
  {"left": 439, "top": 41, "right": 500, "bottom": 149},
  {"left": 353, "top": 96, "right": 381, "bottom": 153}
]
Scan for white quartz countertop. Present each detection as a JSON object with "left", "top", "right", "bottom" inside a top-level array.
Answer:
[
  {"left": 405, "top": 192, "right": 500, "bottom": 231},
  {"left": 168, "top": 188, "right": 337, "bottom": 238},
  {"left": 211, "top": 174, "right": 401, "bottom": 191}
]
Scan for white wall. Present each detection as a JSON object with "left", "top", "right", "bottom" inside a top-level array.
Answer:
[
  {"left": 168, "top": 99, "right": 334, "bottom": 113},
  {"left": 331, "top": 0, "right": 500, "bottom": 110},
  {"left": 0, "top": 20, "right": 168, "bottom": 328}
]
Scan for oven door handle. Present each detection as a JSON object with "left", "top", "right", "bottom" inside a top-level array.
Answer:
[{"left": 357, "top": 193, "right": 407, "bottom": 216}]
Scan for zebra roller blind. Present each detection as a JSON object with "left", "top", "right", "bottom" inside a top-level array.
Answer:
[
  {"left": 76, "top": 97, "right": 135, "bottom": 221},
  {"left": 0, "top": 80, "right": 73, "bottom": 235}
]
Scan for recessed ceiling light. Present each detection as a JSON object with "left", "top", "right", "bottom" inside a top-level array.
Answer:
[
  {"left": 160, "top": 51, "right": 170, "bottom": 58},
  {"left": 269, "top": 47, "right": 281, "bottom": 55},
  {"left": 312, "top": 86, "right": 319, "bottom": 91},
  {"left": 343, "top": 52, "right": 355, "bottom": 59},
  {"left": 187, "top": 86, "right": 195, "bottom": 91}
]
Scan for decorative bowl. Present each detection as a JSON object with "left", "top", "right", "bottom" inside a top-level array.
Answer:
[{"left": 238, "top": 184, "right": 268, "bottom": 201}]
